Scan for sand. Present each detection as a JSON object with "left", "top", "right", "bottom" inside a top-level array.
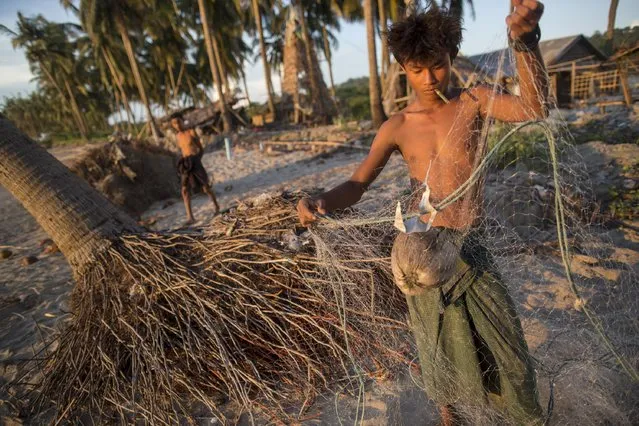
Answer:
[{"left": 1, "top": 128, "right": 638, "bottom": 425}]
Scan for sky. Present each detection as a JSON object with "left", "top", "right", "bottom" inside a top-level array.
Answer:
[{"left": 1, "top": 0, "right": 638, "bottom": 107}]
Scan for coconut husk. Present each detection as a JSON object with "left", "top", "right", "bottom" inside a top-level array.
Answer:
[{"left": 391, "top": 229, "right": 463, "bottom": 295}]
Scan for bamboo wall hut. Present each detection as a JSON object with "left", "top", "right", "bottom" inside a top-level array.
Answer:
[
  {"left": 607, "top": 42, "right": 639, "bottom": 108},
  {"left": 467, "top": 35, "right": 634, "bottom": 109}
]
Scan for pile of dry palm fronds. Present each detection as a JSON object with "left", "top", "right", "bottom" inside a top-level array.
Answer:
[
  {"left": 29, "top": 191, "right": 408, "bottom": 423},
  {"left": 71, "top": 138, "right": 179, "bottom": 216}
]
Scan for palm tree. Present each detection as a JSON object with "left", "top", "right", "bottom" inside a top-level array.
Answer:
[
  {"left": 249, "top": 0, "right": 277, "bottom": 117},
  {"left": 67, "top": 0, "right": 162, "bottom": 140},
  {"left": 1, "top": 14, "right": 90, "bottom": 141},
  {"left": 294, "top": 0, "right": 327, "bottom": 121},
  {"left": 197, "top": 0, "right": 233, "bottom": 132},
  {"left": 363, "top": 0, "right": 386, "bottom": 127},
  {"left": 305, "top": 1, "right": 342, "bottom": 103},
  {"left": 378, "top": 0, "right": 390, "bottom": 88},
  {"left": 0, "top": 114, "right": 139, "bottom": 269},
  {"left": 606, "top": 0, "right": 619, "bottom": 53}
]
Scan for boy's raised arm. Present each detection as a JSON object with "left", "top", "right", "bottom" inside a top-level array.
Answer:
[
  {"left": 474, "top": 0, "right": 548, "bottom": 123},
  {"left": 297, "top": 117, "right": 400, "bottom": 226}
]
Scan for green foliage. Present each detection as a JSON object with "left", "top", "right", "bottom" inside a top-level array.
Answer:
[
  {"left": 609, "top": 187, "right": 638, "bottom": 220},
  {"left": 568, "top": 118, "right": 639, "bottom": 146},
  {"left": 588, "top": 26, "right": 639, "bottom": 56},
  {"left": 609, "top": 163, "right": 639, "bottom": 219},
  {"left": 2, "top": 0, "right": 362, "bottom": 141},
  {"left": 486, "top": 123, "right": 550, "bottom": 171},
  {"left": 334, "top": 77, "right": 371, "bottom": 121}
]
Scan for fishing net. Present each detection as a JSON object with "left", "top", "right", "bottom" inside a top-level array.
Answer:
[{"left": 304, "top": 21, "right": 639, "bottom": 424}]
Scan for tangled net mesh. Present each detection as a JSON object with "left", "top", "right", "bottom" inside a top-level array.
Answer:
[{"left": 12, "top": 16, "right": 639, "bottom": 426}]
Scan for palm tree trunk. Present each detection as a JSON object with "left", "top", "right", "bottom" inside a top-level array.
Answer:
[
  {"left": 39, "top": 64, "right": 89, "bottom": 142},
  {"left": 241, "top": 69, "right": 251, "bottom": 106},
  {"left": 197, "top": 0, "right": 233, "bottom": 133},
  {"left": 187, "top": 74, "right": 201, "bottom": 107},
  {"left": 252, "top": 0, "right": 276, "bottom": 117},
  {"left": 322, "top": 27, "right": 337, "bottom": 99},
  {"left": 103, "top": 48, "right": 134, "bottom": 128},
  {"left": 63, "top": 78, "right": 89, "bottom": 141},
  {"left": 167, "top": 60, "right": 177, "bottom": 96},
  {"left": 295, "top": 1, "right": 327, "bottom": 122},
  {"left": 115, "top": 13, "right": 160, "bottom": 141},
  {"left": 364, "top": 0, "right": 387, "bottom": 128},
  {"left": 212, "top": 35, "right": 232, "bottom": 102},
  {"left": 322, "top": 28, "right": 340, "bottom": 114},
  {"left": 174, "top": 60, "right": 186, "bottom": 105},
  {"left": 606, "top": 0, "right": 619, "bottom": 53},
  {"left": 378, "top": 0, "right": 390, "bottom": 90},
  {"left": 0, "top": 114, "right": 140, "bottom": 273},
  {"left": 113, "top": 89, "right": 125, "bottom": 130}
]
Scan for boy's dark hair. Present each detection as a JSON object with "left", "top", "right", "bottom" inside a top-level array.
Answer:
[{"left": 388, "top": 8, "right": 463, "bottom": 66}]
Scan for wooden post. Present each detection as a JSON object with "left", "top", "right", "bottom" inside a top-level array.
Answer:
[
  {"left": 619, "top": 65, "right": 633, "bottom": 107},
  {"left": 550, "top": 73, "right": 557, "bottom": 102},
  {"left": 570, "top": 61, "right": 577, "bottom": 104}
]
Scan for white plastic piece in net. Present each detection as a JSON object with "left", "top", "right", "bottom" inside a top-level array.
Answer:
[{"left": 394, "top": 180, "right": 438, "bottom": 234}]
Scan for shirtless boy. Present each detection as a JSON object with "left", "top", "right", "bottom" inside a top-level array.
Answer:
[
  {"left": 172, "top": 116, "right": 219, "bottom": 223},
  {"left": 297, "top": 2, "right": 548, "bottom": 424}
]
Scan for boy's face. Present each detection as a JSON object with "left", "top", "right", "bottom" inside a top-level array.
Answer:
[
  {"left": 402, "top": 53, "right": 452, "bottom": 101},
  {"left": 171, "top": 117, "right": 183, "bottom": 131}
]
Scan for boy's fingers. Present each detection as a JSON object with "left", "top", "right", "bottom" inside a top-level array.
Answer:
[
  {"left": 506, "top": 16, "right": 527, "bottom": 39},
  {"left": 316, "top": 199, "right": 327, "bottom": 215},
  {"left": 297, "top": 199, "right": 321, "bottom": 226},
  {"left": 513, "top": 5, "right": 539, "bottom": 27},
  {"left": 509, "top": 24, "right": 526, "bottom": 39},
  {"left": 512, "top": 13, "right": 535, "bottom": 33},
  {"left": 522, "top": 0, "right": 544, "bottom": 17}
]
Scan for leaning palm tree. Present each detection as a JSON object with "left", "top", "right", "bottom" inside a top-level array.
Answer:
[
  {"left": 363, "top": 0, "right": 386, "bottom": 128},
  {"left": 196, "top": 0, "right": 234, "bottom": 132},
  {"left": 1, "top": 15, "right": 89, "bottom": 141},
  {"left": 246, "top": 0, "right": 278, "bottom": 117},
  {"left": 378, "top": 0, "right": 390, "bottom": 87},
  {"left": 66, "top": 0, "right": 162, "bottom": 140}
]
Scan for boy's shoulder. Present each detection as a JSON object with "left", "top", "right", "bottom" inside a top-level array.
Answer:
[{"left": 379, "top": 112, "right": 407, "bottom": 136}]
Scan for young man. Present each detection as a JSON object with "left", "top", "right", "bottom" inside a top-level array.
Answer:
[
  {"left": 172, "top": 116, "right": 220, "bottom": 223},
  {"left": 297, "top": 2, "right": 547, "bottom": 425}
]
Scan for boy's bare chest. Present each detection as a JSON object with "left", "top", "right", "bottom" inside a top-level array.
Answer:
[
  {"left": 397, "top": 108, "right": 481, "bottom": 169},
  {"left": 177, "top": 133, "right": 197, "bottom": 154}
]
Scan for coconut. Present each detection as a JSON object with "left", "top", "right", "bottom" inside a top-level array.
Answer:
[{"left": 391, "top": 229, "right": 463, "bottom": 295}]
